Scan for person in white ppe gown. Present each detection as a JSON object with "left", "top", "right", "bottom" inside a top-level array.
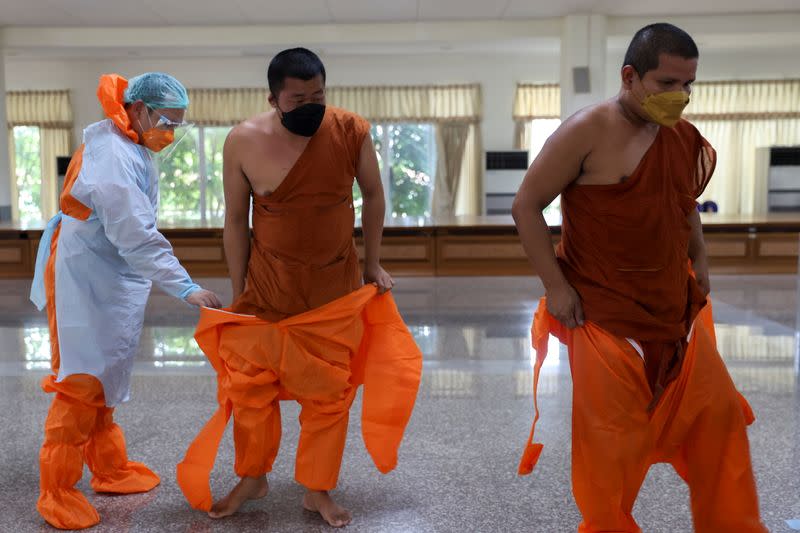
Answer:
[{"left": 30, "top": 72, "right": 221, "bottom": 530}]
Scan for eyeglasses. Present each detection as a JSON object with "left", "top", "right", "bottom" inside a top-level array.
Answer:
[{"left": 148, "top": 108, "right": 192, "bottom": 130}]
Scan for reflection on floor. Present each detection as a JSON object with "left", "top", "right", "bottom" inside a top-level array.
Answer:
[{"left": 0, "top": 275, "right": 798, "bottom": 532}]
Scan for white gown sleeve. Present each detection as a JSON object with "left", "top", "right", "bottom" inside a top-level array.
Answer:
[{"left": 74, "top": 132, "right": 201, "bottom": 300}]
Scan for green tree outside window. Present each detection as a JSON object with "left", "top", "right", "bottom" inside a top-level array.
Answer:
[
  {"left": 13, "top": 126, "right": 43, "bottom": 225},
  {"left": 354, "top": 123, "right": 436, "bottom": 221}
]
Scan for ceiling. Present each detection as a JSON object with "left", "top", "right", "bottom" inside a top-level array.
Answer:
[{"left": 0, "top": 0, "right": 798, "bottom": 27}]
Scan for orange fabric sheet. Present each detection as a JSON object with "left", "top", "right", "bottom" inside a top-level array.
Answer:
[
  {"left": 177, "top": 285, "right": 422, "bottom": 511},
  {"left": 519, "top": 298, "right": 766, "bottom": 533}
]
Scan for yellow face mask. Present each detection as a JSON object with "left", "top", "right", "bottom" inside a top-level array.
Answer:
[{"left": 639, "top": 90, "right": 690, "bottom": 128}]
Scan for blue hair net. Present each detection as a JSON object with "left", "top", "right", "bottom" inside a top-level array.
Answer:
[{"left": 123, "top": 72, "right": 189, "bottom": 109}]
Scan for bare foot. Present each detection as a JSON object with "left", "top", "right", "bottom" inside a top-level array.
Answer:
[
  {"left": 208, "top": 476, "right": 268, "bottom": 519},
  {"left": 302, "top": 490, "right": 352, "bottom": 528}
]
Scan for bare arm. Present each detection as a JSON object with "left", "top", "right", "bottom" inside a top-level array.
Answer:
[
  {"left": 222, "top": 129, "right": 252, "bottom": 301},
  {"left": 511, "top": 114, "right": 593, "bottom": 328},
  {"left": 355, "top": 135, "right": 394, "bottom": 292},
  {"left": 687, "top": 208, "right": 710, "bottom": 296}
]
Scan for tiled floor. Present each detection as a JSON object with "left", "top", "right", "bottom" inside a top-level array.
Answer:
[{"left": 1, "top": 275, "right": 798, "bottom": 532}]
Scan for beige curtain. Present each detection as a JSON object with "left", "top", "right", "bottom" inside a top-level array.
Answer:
[
  {"left": 513, "top": 83, "right": 561, "bottom": 121},
  {"left": 686, "top": 80, "right": 800, "bottom": 215},
  {"left": 188, "top": 84, "right": 483, "bottom": 125},
  {"left": 6, "top": 90, "right": 73, "bottom": 221},
  {"left": 693, "top": 118, "right": 800, "bottom": 215},
  {"left": 513, "top": 83, "right": 560, "bottom": 151},
  {"left": 7, "top": 91, "right": 73, "bottom": 127},
  {"left": 513, "top": 121, "right": 532, "bottom": 151},
  {"left": 186, "top": 88, "right": 267, "bottom": 126},
  {"left": 327, "top": 84, "right": 481, "bottom": 124},
  {"left": 433, "top": 123, "right": 470, "bottom": 218},
  {"left": 686, "top": 80, "right": 800, "bottom": 119},
  {"left": 39, "top": 128, "right": 71, "bottom": 218},
  {"left": 8, "top": 129, "right": 17, "bottom": 221},
  {"left": 455, "top": 124, "right": 483, "bottom": 216}
]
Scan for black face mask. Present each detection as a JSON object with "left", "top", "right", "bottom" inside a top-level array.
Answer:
[{"left": 279, "top": 103, "right": 326, "bottom": 137}]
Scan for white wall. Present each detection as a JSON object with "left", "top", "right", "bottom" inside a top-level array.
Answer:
[
  {"left": 6, "top": 52, "right": 559, "bottom": 151},
  {"left": 4, "top": 13, "right": 799, "bottom": 151}
]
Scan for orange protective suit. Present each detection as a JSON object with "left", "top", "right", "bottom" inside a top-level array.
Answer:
[
  {"left": 519, "top": 120, "right": 767, "bottom": 532},
  {"left": 177, "top": 285, "right": 422, "bottom": 510}
]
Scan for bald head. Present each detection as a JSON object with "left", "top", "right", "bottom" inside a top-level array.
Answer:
[{"left": 623, "top": 23, "right": 699, "bottom": 77}]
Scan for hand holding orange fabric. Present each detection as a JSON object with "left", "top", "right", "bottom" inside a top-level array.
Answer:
[
  {"left": 545, "top": 282, "right": 584, "bottom": 329},
  {"left": 692, "top": 255, "right": 711, "bottom": 297},
  {"left": 364, "top": 263, "right": 394, "bottom": 294},
  {"left": 186, "top": 289, "right": 222, "bottom": 309}
]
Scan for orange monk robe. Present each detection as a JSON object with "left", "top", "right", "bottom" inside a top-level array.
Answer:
[
  {"left": 231, "top": 106, "right": 368, "bottom": 323},
  {"left": 519, "top": 120, "right": 768, "bottom": 533},
  {"left": 177, "top": 107, "right": 423, "bottom": 509}
]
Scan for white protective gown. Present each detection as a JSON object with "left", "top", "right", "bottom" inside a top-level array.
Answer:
[{"left": 31, "top": 119, "right": 199, "bottom": 406}]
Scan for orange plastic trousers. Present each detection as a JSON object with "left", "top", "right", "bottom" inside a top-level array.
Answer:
[
  {"left": 519, "top": 299, "right": 768, "bottom": 533},
  {"left": 178, "top": 285, "right": 423, "bottom": 511}
]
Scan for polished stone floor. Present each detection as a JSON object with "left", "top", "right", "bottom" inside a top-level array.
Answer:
[{"left": 1, "top": 275, "right": 798, "bottom": 532}]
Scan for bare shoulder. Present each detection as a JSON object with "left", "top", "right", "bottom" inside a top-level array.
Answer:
[
  {"left": 557, "top": 102, "right": 613, "bottom": 140},
  {"left": 227, "top": 112, "right": 274, "bottom": 146}
]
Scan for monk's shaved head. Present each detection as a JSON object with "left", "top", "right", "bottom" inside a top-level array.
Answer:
[
  {"left": 268, "top": 47, "right": 326, "bottom": 97},
  {"left": 623, "top": 23, "right": 699, "bottom": 77}
]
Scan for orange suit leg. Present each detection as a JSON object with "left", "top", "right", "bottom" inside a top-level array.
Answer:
[
  {"left": 38, "top": 374, "right": 104, "bottom": 530},
  {"left": 291, "top": 323, "right": 359, "bottom": 491},
  {"left": 295, "top": 387, "right": 357, "bottom": 491},
  {"left": 84, "top": 405, "right": 160, "bottom": 494},
  {"left": 38, "top": 225, "right": 100, "bottom": 530},
  {"left": 220, "top": 326, "right": 282, "bottom": 478},
  {"left": 569, "top": 326, "right": 650, "bottom": 533},
  {"left": 568, "top": 306, "right": 767, "bottom": 533},
  {"left": 658, "top": 310, "right": 767, "bottom": 533}
]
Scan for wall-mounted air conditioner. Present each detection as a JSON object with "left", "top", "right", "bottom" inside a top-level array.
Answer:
[
  {"left": 768, "top": 147, "right": 800, "bottom": 212},
  {"left": 57, "top": 156, "right": 71, "bottom": 195},
  {"left": 484, "top": 150, "right": 528, "bottom": 215}
]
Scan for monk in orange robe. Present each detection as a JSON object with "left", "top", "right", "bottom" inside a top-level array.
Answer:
[
  {"left": 177, "top": 48, "right": 422, "bottom": 528},
  {"left": 512, "top": 24, "right": 767, "bottom": 532}
]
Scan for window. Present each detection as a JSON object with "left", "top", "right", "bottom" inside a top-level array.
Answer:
[
  {"left": 151, "top": 327, "right": 205, "bottom": 368},
  {"left": 354, "top": 123, "right": 437, "bottom": 222},
  {"left": 158, "top": 123, "right": 437, "bottom": 225},
  {"left": 22, "top": 326, "right": 51, "bottom": 371},
  {"left": 157, "top": 126, "right": 230, "bottom": 225},
  {"left": 529, "top": 118, "right": 561, "bottom": 161},
  {"left": 530, "top": 118, "right": 562, "bottom": 218},
  {"left": 13, "top": 126, "right": 43, "bottom": 226}
]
